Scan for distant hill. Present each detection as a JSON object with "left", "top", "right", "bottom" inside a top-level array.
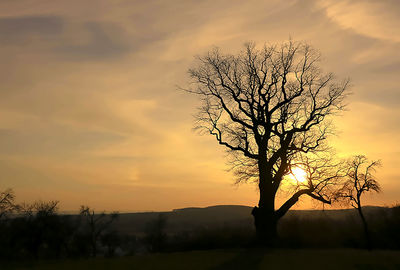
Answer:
[{"left": 111, "top": 205, "right": 389, "bottom": 235}]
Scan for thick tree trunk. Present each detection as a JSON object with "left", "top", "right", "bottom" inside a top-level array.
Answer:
[
  {"left": 253, "top": 160, "right": 279, "bottom": 245},
  {"left": 357, "top": 207, "right": 372, "bottom": 250},
  {"left": 252, "top": 206, "right": 278, "bottom": 245}
]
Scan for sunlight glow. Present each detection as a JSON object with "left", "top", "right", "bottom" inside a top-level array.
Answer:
[{"left": 290, "top": 166, "right": 308, "bottom": 183}]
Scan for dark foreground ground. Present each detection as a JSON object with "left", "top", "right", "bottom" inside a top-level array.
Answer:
[{"left": 4, "top": 249, "right": 400, "bottom": 270}]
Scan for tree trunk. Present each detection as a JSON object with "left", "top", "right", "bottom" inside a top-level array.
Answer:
[
  {"left": 253, "top": 162, "right": 278, "bottom": 245},
  {"left": 357, "top": 207, "right": 371, "bottom": 250},
  {"left": 252, "top": 206, "right": 278, "bottom": 245}
]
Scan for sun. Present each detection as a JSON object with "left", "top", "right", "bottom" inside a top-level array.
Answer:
[{"left": 289, "top": 166, "right": 308, "bottom": 183}]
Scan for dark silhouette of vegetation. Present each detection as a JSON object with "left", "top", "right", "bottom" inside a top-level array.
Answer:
[
  {"left": 1, "top": 199, "right": 71, "bottom": 259},
  {"left": 0, "top": 190, "right": 123, "bottom": 260},
  {"left": 336, "top": 155, "right": 381, "bottom": 249},
  {"left": 144, "top": 214, "right": 168, "bottom": 252},
  {"left": 0, "top": 188, "right": 18, "bottom": 221},
  {"left": 79, "top": 206, "right": 119, "bottom": 257},
  {"left": 0, "top": 187, "right": 399, "bottom": 263},
  {"left": 186, "top": 40, "right": 349, "bottom": 243}
]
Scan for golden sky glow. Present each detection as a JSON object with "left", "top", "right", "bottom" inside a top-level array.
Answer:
[{"left": 0, "top": 0, "right": 399, "bottom": 211}]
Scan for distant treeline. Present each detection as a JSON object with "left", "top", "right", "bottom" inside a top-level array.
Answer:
[
  {"left": 1, "top": 194, "right": 400, "bottom": 260},
  {"left": 138, "top": 205, "right": 400, "bottom": 251},
  {"left": 0, "top": 200, "right": 123, "bottom": 260}
]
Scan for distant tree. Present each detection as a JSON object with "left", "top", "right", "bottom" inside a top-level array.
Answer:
[
  {"left": 336, "top": 155, "right": 381, "bottom": 249},
  {"left": 144, "top": 214, "right": 168, "bottom": 252},
  {"left": 0, "top": 188, "right": 18, "bottom": 258},
  {"left": 33, "top": 200, "right": 59, "bottom": 216},
  {"left": 186, "top": 40, "right": 349, "bottom": 242},
  {"left": 17, "top": 199, "right": 59, "bottom": 218},
  {"left": 14, "top": 200, "right": 63, "bottom": 258},
  {"left": 0, "top": 188, "right": 18, "bottom": 221},
  {"left": 79, "top": 206, "right": 118, "bottom": 257}
]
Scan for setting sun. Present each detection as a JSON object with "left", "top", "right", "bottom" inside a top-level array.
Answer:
[{"left": 290, "top": 166, "right": 308, "bottom": 183}]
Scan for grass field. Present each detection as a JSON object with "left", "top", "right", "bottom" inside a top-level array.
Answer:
[{"left": 4, "top": 249, "right": 400, "bottom": 270}]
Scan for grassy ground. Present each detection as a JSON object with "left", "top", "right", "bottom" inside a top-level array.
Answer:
[{"left": 4, "top": 249, "right": 400, "bottom": 270}]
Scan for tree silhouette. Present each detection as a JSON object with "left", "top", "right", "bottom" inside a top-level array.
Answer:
[
  {"left": 0, "top": 188, "right": 17, "bottom": 221},
  {"left": 187, "top": 40, "right": 349, "bottom": 242},
  {"left": 144, "top": 214, "right": 168, "bottom": 252},
  {"left": 17, "top": 200, "right": 61, "bottom": 258},
  {"left": 79, "top": 206, "right": 118, "bottom": 257},
  {"left": 336, "top": 155, "right": 381, "bottom": 249}
]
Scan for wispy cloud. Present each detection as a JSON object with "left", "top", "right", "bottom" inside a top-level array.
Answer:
[
  {"left": 318, "top": 0, "right": 400, "bottom": 42},
  {"left": 0, "top": 16, "right": 63, "bottom": 44}
]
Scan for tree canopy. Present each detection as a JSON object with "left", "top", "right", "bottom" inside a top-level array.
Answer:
[{"left": 187, "top": 40, "right": 350, "bottom": 240}]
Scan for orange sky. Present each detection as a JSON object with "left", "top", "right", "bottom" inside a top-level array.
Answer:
[{"left": 0, "top": 0, "right": 399, "bottom": 212}]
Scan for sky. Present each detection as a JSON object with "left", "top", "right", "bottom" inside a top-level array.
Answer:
[{"left": 0, "top": 0, "right": 399, "bottom": 212}]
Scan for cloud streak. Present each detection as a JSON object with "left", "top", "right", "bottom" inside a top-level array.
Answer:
[
  {"left": 0, "top": 16, "right": 63, "bottom": 44},
  {"left": 318, "top": 0, "right": 400, "bottom": 42}
]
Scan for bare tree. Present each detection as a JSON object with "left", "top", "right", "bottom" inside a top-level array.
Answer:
[
  {"left": 336, "top": 155, "right": 381, "bottom": 249},
  {"left": 186, "top": 41, "right": 349, "bottom": 242},
  {"left": 80, "top": 206, "right": 118, "bottom": 257},
  {"left": 17, "top": 200, "right": 60, "bottom": 258},
  {"left": 0, "top": 188, "right": 18, "bottom": 221},
  {"left": 144, "top": 214, "right": 168, "bottom": 252},
  {"left": 18, "top": 200, "right": 59, "bottom": 217}
]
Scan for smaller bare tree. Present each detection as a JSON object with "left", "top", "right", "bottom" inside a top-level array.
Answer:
[
  {"left": 144, "top": 214, "right": 168, "bottom": 252},
  {"left": 336, "top": 155, "right": 381, "bottom": 249},
  {"left": 16, "top": 200, "right": 60, "bottom": 258},
  {"left": 79, "top": 206, "right": 118, "bottom": 257},
  {"left": 0, "top": 188, "right": 18, "bottom": 221},
  {"left": 18, "top": 200, "right": 59, "bottom": 217}
]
